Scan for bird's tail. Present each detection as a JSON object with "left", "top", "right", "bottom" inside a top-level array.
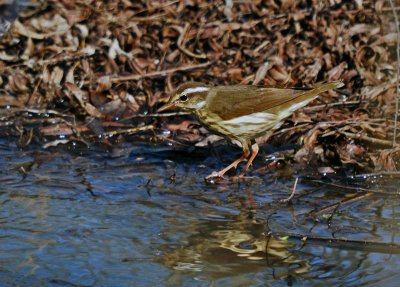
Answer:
[
  {"left": 279, "top": 80, "right": 344, "bottom": 116},
  {"left": 311, "top": 80, "right": 345, "bottom": 94}
]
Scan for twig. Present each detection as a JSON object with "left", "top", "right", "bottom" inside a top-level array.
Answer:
[
  {"left": 310, "top": 192, "right": 374, "bottom": 216},
  {"left": 389, "top": 0, "right": 400, "bottom": 147},
  {"left": 272, "top": 232, "right": 400, "bottom": 254},
  {"left": 121, "top": 111, "right": 191, "bottom": 120},
  {"left": 26, "top": 78, "right": 42, "bottom": 106},
  {"left": 108, "top": 62, "right": 212, "bottom": 83},
  {"left": 88, "top": 124, "right": 154, "bottom": 138},
  {"left": 302, "top": 101, "right": 360, "bottom": 112},
  {"left": 273, "top": 118, "right": 395, "bottom": 138},
  {"left": 382, "top": 6, "right": 400, "bottom": 12},
  {"left": 0, "top": 107, "right": 74, "bottom": 119},
  {"left": 272, "top": 123, "right": 310, "bottom": 136},
  {"left": 128, "top": 14, "right": 167, "bottom": 23},
  {"left": 40, "top": 123, "right": 89, "bottom": 136},
  {"left": 177, "top": 23, "right": 207, "bottom": 59},
  {"left": 7, "top": 49, "right": 96, "bottom": 70},
  {"left": 341, "top": 131, "right": 396, "bottom": 147},
  {"left": 304, "top": 179, "right": 398, "bottom": 195},
  {"left": 353, "top": 171, "right": 400, "bottom": 178},
  {"left": 280, "top": 177, "right": 299, "bottom": 203}
]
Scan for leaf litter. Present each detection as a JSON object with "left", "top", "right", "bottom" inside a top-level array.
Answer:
[{"left": 0, "top": 0, "right": 399, "bottom": 175}]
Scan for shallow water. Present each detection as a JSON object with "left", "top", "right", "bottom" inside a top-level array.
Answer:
[{"left": 0, "top": 139, "right": 399, "bottom": 287}]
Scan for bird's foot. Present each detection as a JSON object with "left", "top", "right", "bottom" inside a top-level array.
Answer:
[
  {"left": 205, "top": 171, "right": 225, "bottom": 179},
  {"left": 204, "top": 171, "right": 255, "bottom": 184},
  {"left": 204, "top": 171, "right": 225, "bottom": 183}
]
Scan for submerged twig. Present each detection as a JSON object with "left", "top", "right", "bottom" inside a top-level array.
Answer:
[
  {"left": 280, "top": 177, "right": 299, "bottom": 203},
  {"left": 304, "top": 179, "right": 399, "bottom": 195},
  {"left": 272, "top": 232, "right": 400, "bottom": 254},
  {"left": 310, "top": 192, "right": 374, "bottom": 216}
]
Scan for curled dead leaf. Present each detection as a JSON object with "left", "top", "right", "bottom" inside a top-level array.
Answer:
[
  {"left": 65, "top": 82, "right": 104, "bottom": 118},
  {"left": 253, "top": 62, "right": 272, "bottom": 85},
  {"left": 268, "top": 64, "right": 289, "bottom": 83},
  {"left": 13, "top": 17, "right": 70, "bottom": 39}
]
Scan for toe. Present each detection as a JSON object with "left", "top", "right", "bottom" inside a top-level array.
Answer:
[{"left": 205, "top": 171, "right": 224, "bottom": 180}]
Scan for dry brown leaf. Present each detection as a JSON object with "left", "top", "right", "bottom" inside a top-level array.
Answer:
[
  {"left": 13, "top": 18, "right": 70, "bottom": 39},
  {"left": 65, "top": 83, "right": 104, "bottom": 118},
  {"left": 7, "top": 73, "right": 29, "bottom": 94}
]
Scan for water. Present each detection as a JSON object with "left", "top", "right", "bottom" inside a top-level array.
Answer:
[{"left": 0, "top": 139, "right": 399, "bottom": 286}]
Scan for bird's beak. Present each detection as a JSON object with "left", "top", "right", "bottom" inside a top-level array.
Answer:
[{"left": 157, "top": 102, "right": 176, "bottom": 112}]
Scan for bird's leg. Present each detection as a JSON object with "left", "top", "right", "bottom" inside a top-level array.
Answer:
[
  {"left": 206, "top": 141, "right": 250, "bottom": 179},
  {"left": 239, "top": 140, "right": 259, "bottom": 177}
]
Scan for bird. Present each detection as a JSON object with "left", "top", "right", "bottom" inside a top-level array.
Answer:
[{"left": 157, "top": 81, "right": 344, "bottom": 180}]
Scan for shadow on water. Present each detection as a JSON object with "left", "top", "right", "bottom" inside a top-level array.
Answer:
[{"left": 0, "top": 139, "right": 400, "bottom": 286}]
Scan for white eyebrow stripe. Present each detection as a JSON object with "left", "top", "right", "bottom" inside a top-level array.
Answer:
[{"left": 182, "top": 86, "right": 210, "bottom": 96}]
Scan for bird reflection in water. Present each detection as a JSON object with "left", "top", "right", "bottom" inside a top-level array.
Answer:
[{"left": 158, "top": 188, "right": 310, "bottom": 281}]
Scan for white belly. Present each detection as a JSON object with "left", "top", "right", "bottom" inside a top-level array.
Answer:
[
  {"left": 221, "top": 112, "right": 280, "bottom": 139},
  {"left": 196, "top": 110, "right": 280, "bottom": 140}
]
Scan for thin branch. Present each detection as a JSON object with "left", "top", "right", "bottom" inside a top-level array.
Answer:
[
  {"left": 382, "top": 6, "right": 400, "bottom": 12},
  {"left": 88, "top": 125, "right": 154, "bottom": 138},
  {"left": 271, "top": 232, "right": 400, "bottom": 254},
  {"left": 177, "top": 23, "right": 207, "bottom": 59},
  {"left": 304, "top": 179, "right": 399, "bottom": 196},
  {"left": 353, "top": 171, "right": 400, "bottom": 178},
  {"left": 389, "top": 0, "right": 400, "bottom": 147},
  {"left": 272, "top": 123, "right": 310, "bottom": 136},
  {"left": 341, "top": 131, "right": 396, "bottom": 147},
  {"left": 121, "top": 111, "right": 191, "bottom": 120},
  {"left": 302, "top": 100, "right": 360, "bottom": 112},
  {"left": 108, "top": 62, "right": 212, "bottom": 83},
  {"left": 280, "top": 177, "right": 299, "bottom": 203},
  {"left": 310, "top": 192, "right": 374, "bottom": 216}
]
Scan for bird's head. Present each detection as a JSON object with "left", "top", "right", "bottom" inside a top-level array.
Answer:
[{"left": 157, "top": 82, "right": 210, "bottom": 112}]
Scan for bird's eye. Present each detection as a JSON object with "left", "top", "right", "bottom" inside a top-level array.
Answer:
[{"left": 179, "top": 95, "right": 188, "bottom": 101}]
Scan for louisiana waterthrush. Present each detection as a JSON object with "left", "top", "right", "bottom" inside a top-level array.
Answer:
[{"left": 158, "top": 81, "right": 344, "bottom": 179}]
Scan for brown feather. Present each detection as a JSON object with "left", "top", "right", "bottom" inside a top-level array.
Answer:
[{"left": 206, "top": 81, "right": 343, "bottom": 120}]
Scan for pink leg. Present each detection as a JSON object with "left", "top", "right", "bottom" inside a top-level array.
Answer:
[
  {"left": 239, "top": 142, "right": 259, "bottom": 177},
  {"left": 206, "top": 141, "right": 250, "bottom": 179}
]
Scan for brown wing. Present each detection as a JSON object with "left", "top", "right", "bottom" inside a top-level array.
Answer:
[{"left": 206, "top": 82, "right": 343, "bottom": 120}]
